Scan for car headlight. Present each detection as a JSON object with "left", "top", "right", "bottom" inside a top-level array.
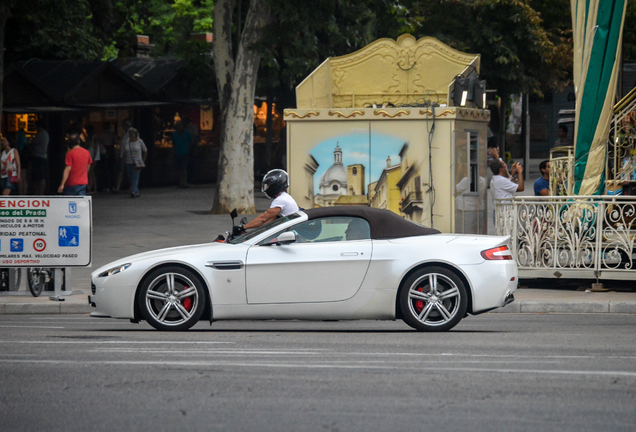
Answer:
[{"left": 98, "top": 263, "right": 131, "bottom": 278}]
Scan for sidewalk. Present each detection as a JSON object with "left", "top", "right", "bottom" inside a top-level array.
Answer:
[{"left": 1, "top": 183, "right": 635, "bottom": 315}]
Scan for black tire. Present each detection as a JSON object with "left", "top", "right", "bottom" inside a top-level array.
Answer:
[
  {"left": 138, "top": 266, "right": 206, "bottom": 331},
  {"left": 27, "top": 268, "right": 47, "bottom": 297},
  {"left": 399, "top": 266, "right": 468, "bottom": 332}
]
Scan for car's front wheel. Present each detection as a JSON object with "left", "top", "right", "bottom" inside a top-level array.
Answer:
[
  {"left": 139, "top": 266, "right": 205, "bottom": 331},
  {"left": 399, "top": 266, "right": 467, "bottom": 332}
]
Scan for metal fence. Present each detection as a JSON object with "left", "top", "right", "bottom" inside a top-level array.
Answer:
[{"left": 495, "top": 196, "right": 636, "bottom": 279}]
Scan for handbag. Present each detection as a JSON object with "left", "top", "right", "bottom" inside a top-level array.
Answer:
[{"left": 10, "top": 174, "right": 21, "bottom": 184}]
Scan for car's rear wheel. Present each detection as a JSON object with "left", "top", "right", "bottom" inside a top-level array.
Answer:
[
  {"left": 399, "top": 266, "right": 467, "bottom": 332},
  {"left": 139, "top": 266, "right": 205, "bottom": 331}
]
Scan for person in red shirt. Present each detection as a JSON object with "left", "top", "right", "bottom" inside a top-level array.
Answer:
[{"left": 58, "top": 129, "right": 92, "bottom": 196}]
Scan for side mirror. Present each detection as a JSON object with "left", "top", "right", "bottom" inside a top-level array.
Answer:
[
  {"left": 230, "top": 209, "right": 238, "bottom": 219},
  {"left": 265, "top": 231, "right": 296, "bottom": 246},
  {"left": 277, "top": 231, "right": 296, "bottom": 244}
]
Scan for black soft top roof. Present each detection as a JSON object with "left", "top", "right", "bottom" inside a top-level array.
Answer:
[{"left": 303, "top": 206, "right": 440, "bottom": 239}]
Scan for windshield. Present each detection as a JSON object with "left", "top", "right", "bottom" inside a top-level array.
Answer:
[{"left": 227, "top": 213, "right": 301, "bottom": 244}]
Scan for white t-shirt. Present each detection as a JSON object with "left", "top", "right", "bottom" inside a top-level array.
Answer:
[
  {"left": 271, "top": 192, "right": 299, "bottom": 216},
  {"left": 490, "top": 175, "right": 519, "bottom": 203}
]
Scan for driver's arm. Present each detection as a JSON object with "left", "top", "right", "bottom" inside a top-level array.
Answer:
[{"left": 244, "top": 206, "right": 282, "bottom": 229}]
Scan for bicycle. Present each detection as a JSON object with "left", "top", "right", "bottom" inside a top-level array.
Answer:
[{"left": 27, "top": 267, "right": 55, "bottom": 297}]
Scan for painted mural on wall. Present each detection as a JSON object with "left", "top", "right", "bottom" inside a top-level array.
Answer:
[{"left": 308, "top": 132, "right": 405, "bottom": 210}]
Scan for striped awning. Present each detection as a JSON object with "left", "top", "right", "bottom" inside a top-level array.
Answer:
[{"left": 572, "top": 0, "right": 628, "bottom": 195}]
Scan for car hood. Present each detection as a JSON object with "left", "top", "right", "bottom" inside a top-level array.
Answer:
[{"left": 92, "top": 241, "right": 231, "bottom": 276}]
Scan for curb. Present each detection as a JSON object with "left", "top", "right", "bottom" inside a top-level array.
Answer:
[
  {"left": 0, "top": 300, "right": 92, "bottom": 315},
  {"left": 489, "top": 300, "right": 636, "bottom": 314}
]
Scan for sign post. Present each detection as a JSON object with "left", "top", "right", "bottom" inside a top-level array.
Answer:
[{"left": 0, "top": 197, "right": 92, "bottom": 298}]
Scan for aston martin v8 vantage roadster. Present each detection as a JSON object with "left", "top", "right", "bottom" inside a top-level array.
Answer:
[{"left": 89, "top": 206, "right": 517, "bottom": 331}]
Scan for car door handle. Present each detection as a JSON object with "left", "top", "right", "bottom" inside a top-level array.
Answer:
[{"left": 340, "top": 252, "right": 359, "bottom": 257}]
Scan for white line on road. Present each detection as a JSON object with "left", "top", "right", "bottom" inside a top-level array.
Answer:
[
  {"left": 0, "top": 340, "right": 235, "bottom": 344},
  {"left": 90, "top": 348, "right": 327, "bottom": 355},
  {"left": 2, "top": 320, "right": 133, "bottom": 325},
  {"left": 0, "top": 358, "right": 635, "bottom": 378},
  {"left": 0, "top": 325, "right": 65, "bottom": 329}
]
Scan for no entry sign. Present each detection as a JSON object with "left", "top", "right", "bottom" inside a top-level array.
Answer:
[{"left": 0, "top": 197, "right": 92, "bottom": 267}]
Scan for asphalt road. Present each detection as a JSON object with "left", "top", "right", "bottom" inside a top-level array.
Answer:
[{"left": 1, "top": 314, "right": 635, "bottom": 432}]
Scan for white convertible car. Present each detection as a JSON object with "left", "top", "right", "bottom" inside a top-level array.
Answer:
[{"left": 89, "top": 206, "right": 517, "bottom": 331}]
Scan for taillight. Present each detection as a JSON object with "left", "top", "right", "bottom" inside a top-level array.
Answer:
[{"left": 481, "top": 245, "right": 513, "bottom": 260}]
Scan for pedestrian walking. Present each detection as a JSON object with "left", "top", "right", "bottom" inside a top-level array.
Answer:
[
  {"left": 86, "top": 125, "right": 102, "bottom": 194},
  {"left": 58, "top": 129, "right": 92, "bottom": 196},
  {"left": 115, "top": 119, "right": 133, "bottom": 193},
  {"left": 99, "top": 122, "right": 118, "bottom": 192},
  {"left": 31, "top": 120, "right": 49, "bottom": 195},
  {"left": 15, "top": 126, "right": 29, "bottom": 195},
  {"left": 121, "top": 128, "right": 147, "bottom": 198},
  {"left": 1, "top": 137, "right": 21, "bottom": 196},
  {"left": 171, "top": 121, "right": 192, "bottom": 188}
]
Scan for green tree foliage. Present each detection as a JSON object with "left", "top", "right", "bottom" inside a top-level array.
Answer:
[
  {"left": 4, "top": 0, "right": 103, "bottom": 61},
  {"left": 623, "top": 1, "right": 636, "bottom": 61},
  {"left": 394, "top": 0, "right": 568, "bottom": 97},
  {"left": 258, "top": 0, "right": 401, "bottom": 103},
  {"left": 89, "top": 0, "right": 214, "bottom": 60}
]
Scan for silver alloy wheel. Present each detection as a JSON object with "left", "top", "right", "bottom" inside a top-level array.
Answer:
[
  {"left": 407, "top": 272, "right": 461, "bottom": 326},
  {"left": 145, "top": 272, "right": 199, "bottom": 327}
]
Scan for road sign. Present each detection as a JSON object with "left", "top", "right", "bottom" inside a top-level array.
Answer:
[{"left": 0, "top": 197, "right": 92, "bottom": 267}]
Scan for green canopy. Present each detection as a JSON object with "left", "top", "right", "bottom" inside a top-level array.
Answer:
[{"left": 572, "top": 0, "right": 628, "bottom": 195}]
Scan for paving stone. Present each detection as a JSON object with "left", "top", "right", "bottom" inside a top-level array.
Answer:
[
  {"left": 609, "top": 301, "right": 636, "bottom": 314},
  {"left": 60, "top": 303, "right": 92, "bottom": 314},
  {"left": 521, "top": 301, "right": 609, "bottom": 314}
]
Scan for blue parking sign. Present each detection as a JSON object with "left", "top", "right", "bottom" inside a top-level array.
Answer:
[
  {"left": 59, "top": 226, "right": 80, "bottom": 247},
  {"left": 10, "top": 238, "right": 23, "bottom": 252}
]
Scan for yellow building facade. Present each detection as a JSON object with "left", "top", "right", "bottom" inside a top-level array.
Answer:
[{"left": 286, "top": 34, "right": 490, "bottom": 234}]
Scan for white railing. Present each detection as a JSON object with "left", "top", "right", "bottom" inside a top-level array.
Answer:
[{"left": 495, "top": 196, "right": 636, "bottom": 278}]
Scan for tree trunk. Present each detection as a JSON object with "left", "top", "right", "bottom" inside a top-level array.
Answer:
[
  {"left": 0, "top": 4, "right": 10, "bottom": 132},
  {"left": 212, "top": 0, "right": 270, "bottom": 214}
]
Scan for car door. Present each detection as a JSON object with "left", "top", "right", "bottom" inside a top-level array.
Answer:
[{"left": 245, "top": 216, "right": 372, "bottom": 304}]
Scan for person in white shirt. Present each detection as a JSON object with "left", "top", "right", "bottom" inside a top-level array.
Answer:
[
  {"left": 490, "top": 159, "right": 524, "bottom": 222},
  {"left": 243, "top": 169, "right": 299, "bottom": 230}
]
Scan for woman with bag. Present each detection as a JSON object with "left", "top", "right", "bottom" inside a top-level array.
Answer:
[
  {"left": 120, "top": 128, "right": 147, "bottom": 198},
  {"left": 1, "top": 137, "right": 21, "bottom": 196}
]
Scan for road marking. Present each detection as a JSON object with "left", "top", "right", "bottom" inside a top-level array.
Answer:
[
  {"left": 0, "top": 359, "right": 635, "bottom": 378},
  {"left": 0, "top": 320, "right": 133, "bottom": 325},
  {"left": 0, "top": 340, "right": 235, "bottom": 344},
  {"left": 0, "top": 325, "right": 65, "bottom": 329},
  {"left": 90, "top": 348, "right": 327, "bottom": 355}
]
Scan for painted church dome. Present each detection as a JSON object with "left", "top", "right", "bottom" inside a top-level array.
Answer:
[{"left": 320, "top": 144, "right": 348, "bottom": 185}]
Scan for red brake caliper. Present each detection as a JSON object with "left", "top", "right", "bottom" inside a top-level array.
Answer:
[
  {"left": 182, "top": 286, "right": 192, "bottom": 311},
  {"left": 414, "top": 287, "right": 424, "bottom": 313}
]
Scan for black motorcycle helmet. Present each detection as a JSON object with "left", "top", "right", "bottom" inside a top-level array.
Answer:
[{"left": 262, "top": 169, "right": 289, "bottom": 199}]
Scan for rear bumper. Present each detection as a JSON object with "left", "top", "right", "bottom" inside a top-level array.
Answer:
[{"left": 462, "top": 260, "right": 518, "bottom": 313}]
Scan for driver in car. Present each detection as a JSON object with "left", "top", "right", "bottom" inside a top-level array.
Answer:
[
  {"left": 345, "top": 218, "right": 370, "bottom": 240},
  {"left": 241, "top": 169, "right": 299, "bottom": 232}
]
